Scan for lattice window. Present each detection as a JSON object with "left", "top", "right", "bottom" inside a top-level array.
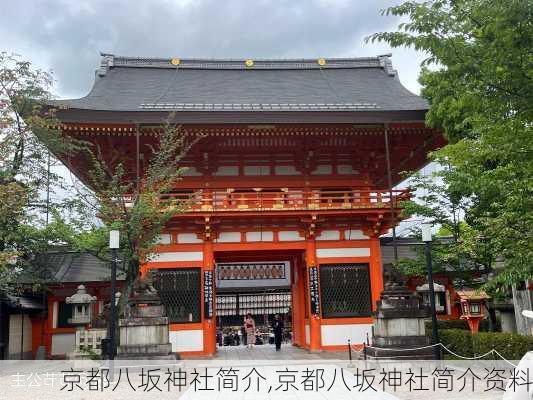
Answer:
[
  {"left": 57, "top": 301, "right": 74, "bottom": 328},
  {"left": 154, "top": 268, "right": 201, "bottom": 323},
  {"left": 319, "top": 263, "right": 372, "bottom": 318}
]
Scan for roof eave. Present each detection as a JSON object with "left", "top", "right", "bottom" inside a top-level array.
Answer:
[{"left": 55, "top": 108, "right": 429, "bottom": 125}]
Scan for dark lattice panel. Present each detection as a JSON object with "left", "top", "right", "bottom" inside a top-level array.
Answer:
[
  {"left": 319, "top": 264, "right": 372, "bottom": 318},
  {"left": 155, "top": 268, "right": 201, "bottom": 323}
]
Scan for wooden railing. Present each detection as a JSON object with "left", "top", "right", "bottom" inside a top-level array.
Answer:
[{"left": 159, "top": 188, "right": 410, "bottom": 213}]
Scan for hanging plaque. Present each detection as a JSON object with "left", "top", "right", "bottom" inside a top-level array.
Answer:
[
  {"left": 309, "top": 266, "right": 320, "bottom": 315},
  {"left": 216, "top": 261, "right": 290, "bottom": 288},
  {"left": 204, "top": 271, "right": 214, "bottom": 318}
]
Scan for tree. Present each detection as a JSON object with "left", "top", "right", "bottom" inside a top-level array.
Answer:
[
  {"left": 369, "top": 0, "right": 533, "bottom": 295},
  {"left": 0, "top": 52, "right": 81, "bottom": 292},
  {"left": 71, "top": 120, "right": 202, "bottom": 306},
  {"left": 397, "top": 167, "right": 494, "bottom": 288}
]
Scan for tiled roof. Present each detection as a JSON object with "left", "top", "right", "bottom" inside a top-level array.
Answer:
[
  {"left": 34, "top": 252, "right": 125, "bottom": 283},
  {"left": 52, "top": 53, "right": 428, "bottom": 113}
]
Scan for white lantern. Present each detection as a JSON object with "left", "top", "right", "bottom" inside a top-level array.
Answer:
[{"left": 66, "top": 285, "right": 97, "bottom": 325}]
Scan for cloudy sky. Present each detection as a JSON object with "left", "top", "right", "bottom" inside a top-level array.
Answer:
[
  {"left": 1, "top": 0, "right": 431, "bottom": 234},
  {"left": 0, "top": 0, "right": 424, "bottom": 99}
]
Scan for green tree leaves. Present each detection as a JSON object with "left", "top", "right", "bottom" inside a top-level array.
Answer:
[{"left": 371, "top": 0, "right": 533, "bottom": 293}]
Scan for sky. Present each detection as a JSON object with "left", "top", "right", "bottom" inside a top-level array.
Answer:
[
  {"left": 0, "top": 0, "right": 431, "bottom": 235},
  {"left": 0, "top": 0, "right": 424, "bottom": 99}
]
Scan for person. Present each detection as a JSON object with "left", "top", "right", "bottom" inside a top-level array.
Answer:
[
  {"left": 241, "top": 325, "right": 247, "bottom": 346},
  {"left": 272, "top": 313, "right": 284, "bottom": 351},
  {"left": 503, "top": 310, "right": 533, "bottom": 400},
  {"left": 244, "top": 313, "right": 256, "bottom": 349}
]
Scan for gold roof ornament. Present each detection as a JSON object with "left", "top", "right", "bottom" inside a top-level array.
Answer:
[
  {"left": 170, "top": 58, "right": 181, "bottom": 66},
  {"left": 245, "top": 59, "right": 254, "bottom": 67},
  {"left": 318, "top": 58, "right": 326, "bottom": 66}
]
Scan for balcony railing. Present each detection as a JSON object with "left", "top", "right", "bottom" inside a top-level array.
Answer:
[{"left": 160, "top": 188, "right": 410, "bottom": 213}]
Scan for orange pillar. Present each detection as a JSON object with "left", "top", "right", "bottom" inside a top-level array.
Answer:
[
  {"left": 369, "top": 236, "right": 385, "bottom": 311},
  {"left": 306, "top": 237, "right": 322, "bottom": 352},
  {"left": 203, "top": 239, "right": 216, "bottom": 356}
]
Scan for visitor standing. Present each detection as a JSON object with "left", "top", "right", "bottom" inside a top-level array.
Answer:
[
  {"left": 272, "top": 313, "right": 284, "bottom": 351},
  {"left": 244, "top": 313, "right": 256, "bottom": 349}
]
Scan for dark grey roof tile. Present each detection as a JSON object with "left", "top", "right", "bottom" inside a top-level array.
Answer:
[{"left": 52, "top": 54, "right": 428, "bottom": 113}]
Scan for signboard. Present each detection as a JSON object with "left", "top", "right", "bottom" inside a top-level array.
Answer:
[
  {"left": 309, "top": 266, "right": 320, "bottom": 315},
  {"left": 216, "top": 261, "right": 291, "bottom": 289},
  {"left": 204, "top": 271, "right": 214, "bottom": 318}
]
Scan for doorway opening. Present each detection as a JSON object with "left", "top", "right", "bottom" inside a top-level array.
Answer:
[{"left": 214, "top": 250, "right": 307, "bottom": 350}]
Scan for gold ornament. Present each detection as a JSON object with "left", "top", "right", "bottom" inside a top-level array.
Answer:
[
  {"left": 318, "top": 58, "right": 326, "bottom": 66},
  {"left": 245, "top": 59, "right": 254, "bottom": 67},
  {"left": 170, "top": 58, "right": 181, "bottom": 66}
]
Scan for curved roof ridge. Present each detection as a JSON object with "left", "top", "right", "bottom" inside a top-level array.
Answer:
[{"left": 98, "top": 52, "right": 397, "bottom": 75}]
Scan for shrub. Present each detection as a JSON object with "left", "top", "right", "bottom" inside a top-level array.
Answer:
[
  {"left": 425, "top": 318, "right": 501, "bottom": 332},
  {"left": 439, "top": 329, "right": 533, "bottom": 360}
]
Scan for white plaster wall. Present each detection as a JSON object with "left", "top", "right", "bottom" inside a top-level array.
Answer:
[
  {"left": 8, "top": 314, "right": 32, "bottom": 357},
  {"left": 337, "top": 165, "right": 359, "bottom": 175},
  {"left": 169, "top": 330, "right": 204, "bottom": 352},
  {"left": 150, "top": 252, "right": 203, "bottom": 262},
  {"left": 156, "top": 234, "right": 172, "bottom": 245},
  {"left": 279, "top": 231, "right": 304, "bottom": 241},
  {"left": 246, "top": 231, "right": 274, "bottom": 242},
  {"left": 316, "top": 247, "right": 370, "bottom": 258},
  {"left": 275, "top": 165, "right": 300, "bottom": 175},
  {"left": 213, "top": 166, "right": 239, "bottom": 176},
  {"left": 321, "top": 324, "right": 372, "bottom": 346},
  {"left": 181, "top": 167, "right": 202, "bottom": 176},
  {"left": 344, "top": 230, "right": 369, "bottom": 240},
  {"left": 244, "top": 165, "right": 270, "bottom": 176},
  {"left": 52, "top": 301, "right": 58, "bottom": 328},
  {"left": 51, "top": 333, "right": 76, "bottom": 356},
  {"left": 316, "top": 230, "right": 340, "bottom": 241},
  {"left": 305, "top": 324, "right": 310, "bottom": 345},
  {"left": 311, "top": 165, "right": 332, "bottom": 175},
  {"left": 177, "top": 233, "right": 203, "bottom": 244},
  {"left": 217, "top": 232, "right": 241, "bottom": 243}
]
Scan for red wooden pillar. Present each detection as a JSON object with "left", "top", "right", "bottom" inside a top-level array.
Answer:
[
  {"left": 203, "top": 239, "right": 216, "bottom": 356},
  {"left": 305, "top": 237, "right": 322, "bottom": 352},
  {"left": 369, "top": 236, "right": 385, "bottom": 310}
]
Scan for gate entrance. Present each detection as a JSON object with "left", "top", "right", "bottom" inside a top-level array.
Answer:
[
  {"left": 214, "top": 251, "right": 308, "bottom": 350},
  {"left": 216, "top": 289, "right": 292, "bottom": 346}
]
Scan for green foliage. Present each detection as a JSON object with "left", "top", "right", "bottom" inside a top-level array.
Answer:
[
  {"left": 440, "top": 329, "right": 533, "bottom": 360},
  {"left": 370, "top": 0, "right": 533, "bottom": 292},
  {"left": 0, "top": 53, "right": 85, "bottom": 293},
  {"left": 73, "top": 118, "right": 203, "bottom": 303},
  {"left": 396, "top": 168, "right": 493, "bottom": 287},
  {"left": 425, "top": 318, "right": 500, "bottom": 332}
]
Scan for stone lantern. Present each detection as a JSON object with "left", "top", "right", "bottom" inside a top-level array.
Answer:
[
  {"left": 66, "top": 285, "right": 97, "bottom": 326},
  {"left": 457, "top": 289, "right": 489, "bottom": 334}
]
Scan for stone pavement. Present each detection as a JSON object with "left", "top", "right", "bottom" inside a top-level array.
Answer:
[{"left": 213, "top": 343, "right": 348, "bottom": 361}]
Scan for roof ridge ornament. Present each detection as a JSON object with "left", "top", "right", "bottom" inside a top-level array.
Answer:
[
  {"left": 108, "top": 55, "right": 389, "bottom": 70},
  {"left": 98, "top": 52, "right": 115, "bottom": 77},
  {"left": 377, "top": 53, "right": 397, "bottom": 78}
]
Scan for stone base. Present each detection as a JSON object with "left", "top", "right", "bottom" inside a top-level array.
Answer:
[
  {"left": 118, "top": 306, "right": 175, "bottom": 360},
  {"left": 372, "top": 335, "right": 431, "bottom": 348},
  {"left": 367, "top": 335, "right": 436, "bottom": 360},
  {"left": 116, "top": 353, "right": 179, "bottom": 360},
  {"left": 118, "top": 343, "right": 173, "bottom": 355}
]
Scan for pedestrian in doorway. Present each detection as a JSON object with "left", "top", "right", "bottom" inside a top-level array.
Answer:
[
  {"left": 241, "top": 325, "right": 247, "bottom": 346},
  {"left": 244, "top": 313, "right": 255, "bottom": 349},
  {"left": 272, "top": 313, "right": 284, "bottom": 351}
]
